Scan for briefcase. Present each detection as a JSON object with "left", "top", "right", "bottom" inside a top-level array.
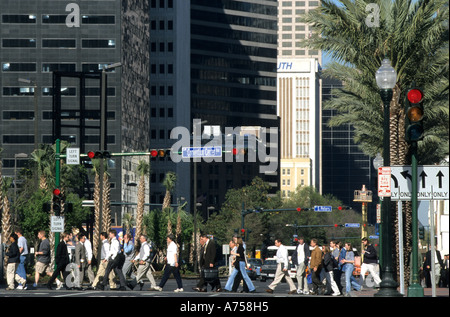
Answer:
[{"left": 202, "top": 268, "right": 219, "bottom": 282}]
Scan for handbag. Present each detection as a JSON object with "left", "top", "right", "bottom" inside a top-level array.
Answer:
[{"left": 202, "top": 267, "right": 219, "bottom": 282}]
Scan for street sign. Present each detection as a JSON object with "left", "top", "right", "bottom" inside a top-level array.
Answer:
[
  {"left": 378, "top": 167, "right": 391, "bottom": 197},
  {"left": 66, "top": 147, "right": 80, "bottom": 165},
  {"left": 344, "top": 223, "right": 360, "bottom": 228},
  {"left": 314, "top": 205, "right": 332, "bottom": 212},
  {"left": 51, "top": 216, "right": 65, "bottom": 232},
  {"left": 390, "top": 165, "right": 449, "bottom": 200},
  {"left": 369, "top": 235, "right": 379, "bottom": 240},
  {"left": 182, "top": 146, "right": 222, "bottom": 158}
]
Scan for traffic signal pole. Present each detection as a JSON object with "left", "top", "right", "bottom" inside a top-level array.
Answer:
[
  {"left": 54, "top": 139, "right": 61, "bottom": 262},
  {"left": 408, "top": 141, "right": 424, "bottom": 297}
]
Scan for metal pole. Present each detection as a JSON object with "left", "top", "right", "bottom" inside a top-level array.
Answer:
[
  {"left": 407, "top": 141, "right": 424, "bottom": 296},
  {"left": 54, "top": 139, "right": 61, "bottom": 260},
  {"left": 430, "top": 186, "right": 436, "bottom": 297},
  {"left": 375, "top": 89, "right": 402, "bottom": 297},
  {"left": 397, "top": 187, "right": 404, "bottom": 294}
]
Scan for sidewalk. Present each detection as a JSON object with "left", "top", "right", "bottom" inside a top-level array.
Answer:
[{"left": 354, "top": 287, "right": 449, "bottom": 297}]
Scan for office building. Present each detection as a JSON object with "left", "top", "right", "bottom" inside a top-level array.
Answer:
[
  {"left": 149, "top": 0, "right": 279, "bottom": 214},
  {"left": 0, "top": 0, "right": 150, "bottom": 226},
  {"left": 277, "top": 58, "right": 321, "bottom": 197}
]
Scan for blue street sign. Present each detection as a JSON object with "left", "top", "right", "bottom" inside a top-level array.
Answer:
[
  {"left": 182, "top": 146, "right": 222, "bottom": 158},
  {"left": 344, "top": 223, "right": 361, "bottom": 228},
  {"left": 314, "top": 205, "right": 333, "bottom": 212},
  {"left": 369, "top": 235, "right": 379, "bottom": 239}
]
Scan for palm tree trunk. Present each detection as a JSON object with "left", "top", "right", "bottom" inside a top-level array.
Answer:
[
  {"left": 102, "top": 173, "right": 111, "bottom": 233},
  {"left": 93, "top": 173, "right": 101, "bottom": 259},
  {"left": 135, "top": 174, "right": 145, "bottom": 247}
]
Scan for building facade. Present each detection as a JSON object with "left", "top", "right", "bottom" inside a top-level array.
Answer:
[
  {"left": 277, "top": 58, "right": 321, "bottom": 197},
  {"left": 149, "top": 0, "right": 280, "bottom": 215},
  {"left": 0, "top": 0, "right": 150, "bottom": 226}
]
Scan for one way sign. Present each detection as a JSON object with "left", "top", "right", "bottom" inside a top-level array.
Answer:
[{"left": 390, "top": 165, "right": 449, "bottom": 201}]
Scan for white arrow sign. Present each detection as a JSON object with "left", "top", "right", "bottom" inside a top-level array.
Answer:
[{"left": 390, "top": 165, "right": 449, "bottom": 201}]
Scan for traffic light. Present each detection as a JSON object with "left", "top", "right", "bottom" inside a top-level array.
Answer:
[
  {"left": 405, "top": 87, "right": 424, "bottom": 142},
  {"left": 87, "top": 151, "right": 111, "bottom": 159},
  {"left": 150, "top": 149, "right": 167, "bottom": 158},
  {"left": 338, "top": 206, "right": 352, "bottom": 210},
  {"left": 52, "top": 188, "right": 62, "bottom": 215},
  {"left": 418, "top": 227, "right": 425, "bottom": 240}
]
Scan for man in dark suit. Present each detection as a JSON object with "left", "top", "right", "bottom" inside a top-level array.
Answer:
[
  {"left": 193, "top": 234, "right": 222, "bottom": 292},
  {"left": 47, "top": 232, "right": 71, "bottom": 290}
]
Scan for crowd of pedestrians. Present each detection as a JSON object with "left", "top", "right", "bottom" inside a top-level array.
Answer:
[
  {"left": 3, "top": 227, "right": 185, "bottom": 292},
  {"left": 4, "top": 227, "right": 447, "bottom": 294}
]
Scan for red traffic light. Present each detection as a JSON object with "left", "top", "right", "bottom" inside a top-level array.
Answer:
[
  {"left": 53, "top": 188, "right": 61, "bottom": 196},
  {"left": 150, "top": 150, "right": 158, "bottom": 157},
  {"left": 87, "top": 151, "right": 95, "bottom": 159},
  {"left": 232, "top": 148, "right": 238, "bottom": 155},
  {"left": 338, "top": 206, "right": 343, "bottom": 211},
  {"left": 334, "top": 224, "right": 339, "bottom": 228},
  {"left": 297, "top": 207, "right": 301, "bottom": 212},
  {"left": 241, "top": 229, "right": 245, "bottom": 233},
  {"left": 407, "top": 88, "right": 423, "bottom": 104}
]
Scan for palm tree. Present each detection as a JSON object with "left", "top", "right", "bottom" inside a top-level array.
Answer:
[
  {"left": 122, "top": 212, "right": 135, "bottom": 236},
  {"left": 301, "top": 0, "right": 449, "bottom": 285},
  {"left": 162, "top": 172, "right": 177, "bottom": 210},
  {"left": 101, "top": 170, "right": 112, "bottom": 233},
  {"left": 135, "top": 160, "right": 150, "bottom": 247},
  {"left": 91, "top": 158, "right": 102, "bottom": 257},
  {"left": 162, "top": 172, "right": 177, "bottom": 236}
]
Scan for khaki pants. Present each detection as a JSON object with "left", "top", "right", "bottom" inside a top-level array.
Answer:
[
  {"left": 269, "top": 263, "right": 296, "bottom": 291},
  {"left": 93, "top": 260, "right": 116, "bottom": 288},
  {"left": 132, "top": 262, "right": 156, "bottom": 288},
  {"left": 7, "top": 263, "right": 26, "bottom": 289}
]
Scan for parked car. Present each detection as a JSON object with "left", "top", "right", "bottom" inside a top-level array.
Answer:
[
  {"left": 246, "top": 258, "right": 263, "bottom": 280},
  {"left": 260, "top": 259, "right": 277, "bottom": 282}
]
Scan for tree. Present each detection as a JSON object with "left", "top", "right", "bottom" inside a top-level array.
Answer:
[
  {"left": 135, "top": 160, "right": 150, "bottom": 247},
  {"left": 300, "top": 0, "right": 449, "bottom": 284},
  {"left": 162, "top": 171, "right": 177, "bottom": 236}
]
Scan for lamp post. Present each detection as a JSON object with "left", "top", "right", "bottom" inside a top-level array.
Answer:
[
  {"left": 374, "top": 58, "right": 402, "bottom": 297},
  {"left": 372, "top": 153, "right": 383, "bottom": 270}
]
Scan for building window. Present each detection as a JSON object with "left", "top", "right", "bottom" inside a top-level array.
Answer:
[
  {"left": 42, "top": 39, "right": 76, "bottom": 48},
  {"left": 82, "top": 39, "right": 115, "bottom": 48},
  {"left": 3, "top": 135, "right": 34, "bottom": 144},
  {"left": 2, "top": 14, "right": 36, "bottom": 23},
  {"left": 3, "top": 87, "right": 34, "bottom": 96},
  {"left": 2, "top": 63, "right": 36, "bottom": 72},
  {"left": 42, "top": 63, "right": 76, "bottom": 72},
  {"left": 3, "top": 111, "right": 34, "bottom": 120},
  {"left": 82, "top": 15, "right": 115, "bottom": 24},
  {"left": 2, "top": 39, "right": 36, "bottom": 48}
]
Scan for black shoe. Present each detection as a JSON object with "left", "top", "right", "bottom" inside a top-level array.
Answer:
[
  {"left": 97, "top": 284, "right": 105, "bottom": 291},
  {"left": 139, "top": 282, "right": 144, "bottom": 291},
  {"left": 127, "top": 283, "right": 134, "bottom": 290},
  {"left": 47, "top": 284, "right": 53, "bottom": 290}
]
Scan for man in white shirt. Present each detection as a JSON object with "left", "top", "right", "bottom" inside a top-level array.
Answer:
[
  {"left": 265, "top": 238, "right": 296, "bottom": 294},
  {"left": 99, "top": 229, "right": 127, "bottom": 290},
  {"left": 155, "top": 234, "right": 184, "bottom": 292},
  {"left": 128, "top": 234, "right": 158, "bottom": 291},
  {"left": 93, "top": 232, "right": 117, "bottom": 289}
]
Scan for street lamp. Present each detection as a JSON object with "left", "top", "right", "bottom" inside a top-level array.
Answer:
[{"left": 374, "top": 58, "right": 402, "bottom": 297}]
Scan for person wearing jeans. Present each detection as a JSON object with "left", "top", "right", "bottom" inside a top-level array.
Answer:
[{"left": 341, "top": 242, "right": 361, "bottom": 296}]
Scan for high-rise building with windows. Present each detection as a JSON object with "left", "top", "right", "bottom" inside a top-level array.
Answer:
[
  {"left": 277, "top": 1, "right": 322, "bottom": 196},
  {"left": 277, "top": 0, "right": 321, "bottom": 63},
  {"left": 149, "top": 0, "right": 279, "bottom": 215},
  {"left": 321, "top": 77, "right": 376, "bottom": 219},
  {"left": 0, "top": 0, "right": 150, "bottom": 226}
]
